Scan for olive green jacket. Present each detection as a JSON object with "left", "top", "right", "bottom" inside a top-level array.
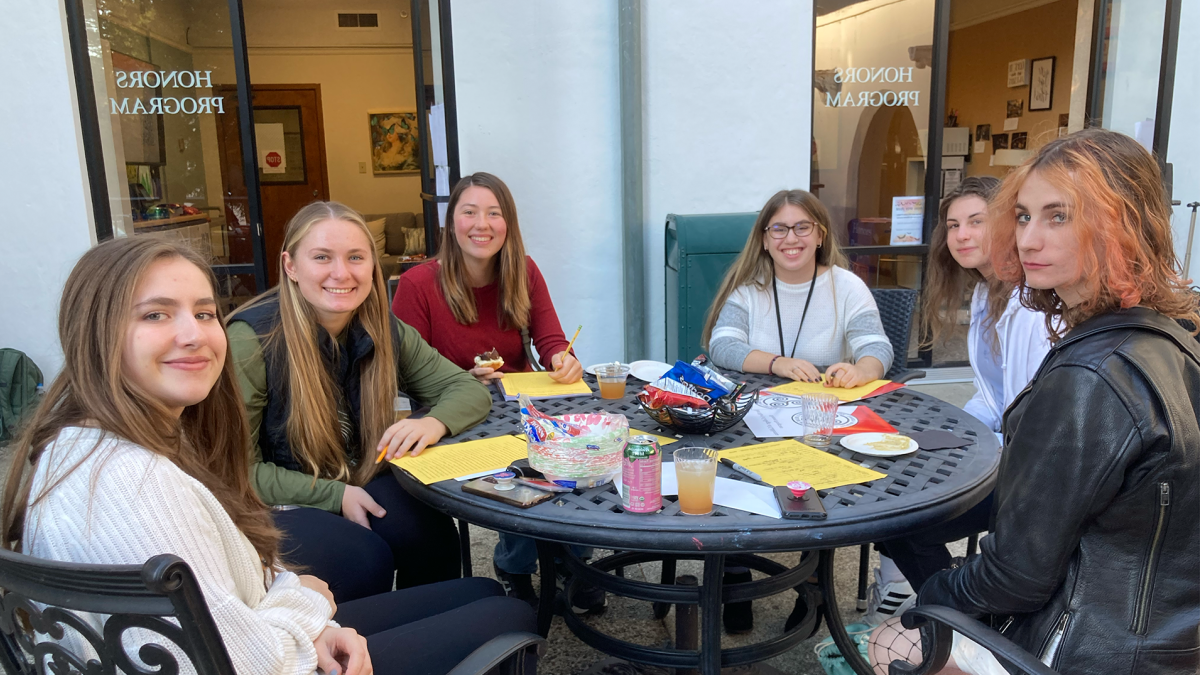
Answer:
[{"left": 228, "top": 318, "right": 491, "bottom": 512}]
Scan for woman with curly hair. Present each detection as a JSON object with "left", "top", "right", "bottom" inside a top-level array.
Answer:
[{"left": 868, "top": 130, "right": 1200, "bottom": 674}]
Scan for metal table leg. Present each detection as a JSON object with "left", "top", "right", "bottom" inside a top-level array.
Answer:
[
  {"left": 535, "top": 540, "right": 561, "bottom": 637},
  {"left": 820, "top": 549, "right": 874, "bottom": 675},
  {"left": 699, "top": 554, "right": 725, "bottom": 675}
]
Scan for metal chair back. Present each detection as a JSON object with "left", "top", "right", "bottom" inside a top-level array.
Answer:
[
  {"left": 0, "top": 549, "right": 234, "bottom": 675},
  {"left": 870, "top": 288, "right": 925, "bottom": 382}
]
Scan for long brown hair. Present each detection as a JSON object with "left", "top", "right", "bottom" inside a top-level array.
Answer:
[
  {"left": 701, "top": 189, "right": 847, "bottom": 349},
  {"left": 920, "top": 176, "right": 1011, "bottom": 349},
  {"left": 990, "top": 128, "right": 1198, "bottom": 339},
  {"left": 0, "top": 238, "right": 279, "bottom": 563},
  {"left": 436, "top": 173, "right": 531, "bottom": 329},
  {"left": 230, "top": 202, "right": 397, "bottom": 487}
]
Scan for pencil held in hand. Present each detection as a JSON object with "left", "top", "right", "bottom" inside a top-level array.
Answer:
[
  {"left": 374, "top": 446, "right": 388, "bottom": 464},
  {"left": 558, "top": 325, "right": 582, "bottom": 371}
]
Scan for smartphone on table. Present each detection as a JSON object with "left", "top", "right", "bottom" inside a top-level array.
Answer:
[
  {"left": 773, "top": 486, "right": 828, "bottom": 520},
  {"left": 462, "top": 475, "right": 556, "bottom": 508}
]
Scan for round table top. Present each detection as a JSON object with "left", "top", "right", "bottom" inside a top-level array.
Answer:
[{"left": 392, "top": 372, "right": 1000, "bottom": 553}]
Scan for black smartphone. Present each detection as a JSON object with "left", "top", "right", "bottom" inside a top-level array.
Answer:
[
  {"left": 507, "top": 458, "right": 545, "bottom": 479},
  {"left": 462, "top": 476, "right": 555, "bottom": 508},
  {"left": 774, "top": 486, "right": 828, "bottom": 520}
]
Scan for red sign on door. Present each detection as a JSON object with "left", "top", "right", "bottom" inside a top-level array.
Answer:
[{"left": 265, "top": 151, "right": 282, "bottom": 168}]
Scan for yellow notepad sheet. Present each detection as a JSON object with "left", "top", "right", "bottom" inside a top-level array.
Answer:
[
  {"left": 499, "top": 372, "right": 593, "bottom": 399},
  {"left": 719, "top": 440, "right": 886, "bottom": 490},
  {"left": 390, "top": 435, "right": 528, "bottom": 484},
  {"left": 769, "top": 378, "right": 891, "bottom": 402},
  {"left": 516, "top": 429, "right": 678, "bottom": 445}
]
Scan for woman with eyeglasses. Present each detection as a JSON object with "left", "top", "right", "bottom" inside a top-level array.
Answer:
[{"left": 703, "top": 189, "right": 892, "bottom": 387}]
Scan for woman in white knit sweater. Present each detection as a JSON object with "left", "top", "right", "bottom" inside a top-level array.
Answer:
[
  {"left": 703, "top": 189, "right": 893, "bottom": 387},
  {"left": 0, "top": 237, "right": 534, "bottom": 675}
]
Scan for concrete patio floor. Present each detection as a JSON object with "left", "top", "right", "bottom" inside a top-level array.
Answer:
[{"left": 466, "top": 381, "right": 978, "bottom": 674}]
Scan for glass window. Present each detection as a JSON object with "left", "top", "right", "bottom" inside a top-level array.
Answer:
[
  {"left": 85, "top": 0, "right": 258, "bottom": 311},
  {"left": 1090, "top": 0, "right": 1169, "bottom": 146}
]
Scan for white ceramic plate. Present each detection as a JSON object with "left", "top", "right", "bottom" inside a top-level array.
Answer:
[
  {"left": 840, "top": 432, "right": 919, "bottom": 457},
  {"left": 585, "top": 362, "right": 629, "bottom": 376},
  {"left": 628, "top": 360, "right": 673, "bottom": 382}
]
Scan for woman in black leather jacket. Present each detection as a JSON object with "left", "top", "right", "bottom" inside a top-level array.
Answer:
[{"left": 869, "top": 129, "right": 1199, "bottom": 675}]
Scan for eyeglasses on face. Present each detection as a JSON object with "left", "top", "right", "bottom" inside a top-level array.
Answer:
[{"left": 765, "top": 221, "right": 816, "bottom": 239}]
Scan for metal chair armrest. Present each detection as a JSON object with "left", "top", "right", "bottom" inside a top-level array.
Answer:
[
  {"left": 889, "top": 605, "right": 1058, "bottom": 675},
  {"left": 893, "top": 370, "right": 927, "bottom": 384},
  {"left": 446, "top": 632, "right": 546, "bottom": 675}
]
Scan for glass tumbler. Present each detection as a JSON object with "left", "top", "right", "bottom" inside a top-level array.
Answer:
[
  {"left": 801, "top": 393, "right": 839, "bottom": 447},
  {"left": 672, "top": 447, "right": 718, "bottom": 515}
]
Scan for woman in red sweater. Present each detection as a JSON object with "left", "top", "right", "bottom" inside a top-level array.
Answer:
[
  {"left": 392, "top": 172, "right": 602, "bottom": 613},
  {"left": 392, "top": 172, "right": 582, "bottom": 384}
]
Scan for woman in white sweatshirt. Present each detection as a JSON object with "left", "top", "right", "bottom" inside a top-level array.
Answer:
[
  {"left": 0, "top": 237, "right": 534, "bottom": 675},
  {"left": 864, "top": 177, "right": 1053, "bottom": 627}
]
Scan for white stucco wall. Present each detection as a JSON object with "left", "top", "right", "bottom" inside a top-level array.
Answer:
[
  {"left": 0, "top": 1, "right": 95, "bottom": 380},
  {"left": 642, "top": 0, "right": 814, "bottom": 360},
  {"left": 451, "top": 1, "right": 624, "bottom": 364},
  {"left": 1168, "top": 0, "right": 1200, "bottom": 278}
]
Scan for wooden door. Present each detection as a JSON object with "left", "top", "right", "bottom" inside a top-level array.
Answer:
[{"left": 216, "top": 84, "right": 330, "bottom": 287}]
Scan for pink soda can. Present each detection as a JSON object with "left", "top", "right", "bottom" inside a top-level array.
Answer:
[{"left": 622, "top": 435, "right": 662, "bottom": 513}]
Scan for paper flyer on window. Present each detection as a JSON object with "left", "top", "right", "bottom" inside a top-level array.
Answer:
[{"left": 890, "top": 196, "right": 924, "bottom": 245}]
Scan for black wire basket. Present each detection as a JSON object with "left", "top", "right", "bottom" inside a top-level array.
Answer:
[{"left": 638, "top": 388, "right": 759, "bottom": 435}]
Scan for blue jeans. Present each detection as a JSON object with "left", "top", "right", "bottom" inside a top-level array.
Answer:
[{"left": 493, "top": 532, "right": 591, "bottom": 575}]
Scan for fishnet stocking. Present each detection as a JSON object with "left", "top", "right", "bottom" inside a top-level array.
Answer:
[{"left": 867, "top": 617, "right": 925, "bottom": 675}]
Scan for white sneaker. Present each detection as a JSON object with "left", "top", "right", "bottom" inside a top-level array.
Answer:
[{"left": 864, "top": 568, "right": 916, "bottom": 626}]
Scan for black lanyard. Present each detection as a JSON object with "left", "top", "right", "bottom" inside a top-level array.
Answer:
[{"left": 772, "top": 263, "right": 818, "bottom": 359}]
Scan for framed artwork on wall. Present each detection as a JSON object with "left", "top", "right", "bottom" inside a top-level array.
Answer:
[
  {"left": 368, "top": 110, "right": 420, "bottom": 174},
  {"left": 1029, "top": 57, "right": 1056, "bottom": 111}
]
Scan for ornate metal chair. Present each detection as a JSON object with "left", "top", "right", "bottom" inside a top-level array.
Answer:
[
  {"left": 0, "top": 548, "right": 544, "bottom": 675},
  {"left": 869, "top": 288, "right": 926, "bottom": 384},
  {"left": 889, "top": 605, "right": 1058, "bottom": 675}
]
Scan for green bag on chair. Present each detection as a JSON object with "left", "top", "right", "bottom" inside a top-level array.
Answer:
[{"left": 815, "top": 622, "right": 875, "bottom": 675}]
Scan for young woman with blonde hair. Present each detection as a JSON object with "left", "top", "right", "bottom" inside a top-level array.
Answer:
[
  {"left": 228, "top": 201, "right": 491, "bottom": 603},
  {"left": 703, "top": 189, "right": 892, "bottom": 387},
  {"left": 393, "top": 172, "right": 598, "bottom": 612},
  {"left": 864, "top": 177, "right": 1056, "bottom": 627},
  {"left": 2, "top": 237, "right": 534, "bottom": 675},
  {"left": 869, "top": 130, "right": 1199, "bottom": 674}
]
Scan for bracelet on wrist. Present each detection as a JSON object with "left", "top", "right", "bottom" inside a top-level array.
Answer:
[{"left": 768, "top": 355, "right": 782, "bottom": 375}]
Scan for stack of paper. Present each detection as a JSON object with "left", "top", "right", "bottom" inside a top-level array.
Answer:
[
  {"left": 718, "top": 440, "right": 886, "bottom": 490},
  {"left": 766, "top": 378, "right": 902, "bottom": 402},
  {"left": 499, "top": 372, "right": 593, "bottom": 400}
]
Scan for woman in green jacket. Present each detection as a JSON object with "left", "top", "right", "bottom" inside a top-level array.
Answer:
[{"left": 228, "top": 201, "right": 491, "bottom": 603}]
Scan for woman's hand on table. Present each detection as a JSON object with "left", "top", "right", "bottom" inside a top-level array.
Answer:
[
  {"left": 341, "top": 485, "right": 386, "bottom": 529},
  {"left": 771, "top": 356, "right": 822, "bottom": 382},
  {"left": 314, "top": 626, "right": 372, "bottom": 675},
  {"left": 824, "top": 361, "right": 874, "bottom": 388},
  {"left": 548, "top": 352, "right": 583, "bottom": 383},
  {"left": 298, "top": 574, "right": 337, "bottom": 615},
  {"left": 376, "top": 417, "right": 448, "bottom": 460},
  {"left": 469, "top": 365, "right": 505, "bottom": 384}
]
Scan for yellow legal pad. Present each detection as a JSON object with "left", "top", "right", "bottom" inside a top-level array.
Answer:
[
  {"left": 768, "top": 378, "right": 892, "bottom": 402},
  {"left": 390, "top": 435, "right": 528, "bottom": 484},
  {"left": 499, "top": 372, "right": 594, "bottom": 400},
  {"left": 719, "top": 439, "right": 886, "bottom": 490}
]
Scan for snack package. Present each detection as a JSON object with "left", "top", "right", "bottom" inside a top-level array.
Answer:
[
  {"left": 689, "top": 355, "right": 739, "bottom": 393},
  {"left": 520, "top": 395, "right": 628, "bottom": 486},
  {"left": 651, "top": 361, "right": 733, "bottom": 403},
  {"left": 637, "top": 384, "right": 709, "bottom": 410}
]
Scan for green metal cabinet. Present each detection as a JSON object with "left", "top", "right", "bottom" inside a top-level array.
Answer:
[{"left": 664, "top": 212, "right": 758, "bottom": 363}]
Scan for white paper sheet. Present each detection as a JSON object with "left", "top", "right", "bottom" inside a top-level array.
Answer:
[
  {"left": 254, "top": 123, "right": 286, "bottom": 174},
  {"left": 743, "top": 395, "right": 857, "bottom": 438}
]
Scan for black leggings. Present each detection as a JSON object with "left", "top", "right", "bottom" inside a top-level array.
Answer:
[
  {"left": 275, "top": 474, "right": 461, "bottom": 603},
  {"left": 336, "top": 577, "right": 537, "bottom": 675},
  {"left": 877, "top": 490, "right": 994, "bottom": 591}
]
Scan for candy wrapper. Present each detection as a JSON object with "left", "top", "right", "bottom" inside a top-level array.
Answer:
[
  {"left": 646, "top": 360, "right": 733, "bottom": 404},
  {"left": 520, "top": 395, "right": 628, "bottom": 486}
]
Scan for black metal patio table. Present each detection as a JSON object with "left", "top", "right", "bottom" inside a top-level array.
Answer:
[{"left": 390, "top": 372, "right": 1000, "bottom": 675}]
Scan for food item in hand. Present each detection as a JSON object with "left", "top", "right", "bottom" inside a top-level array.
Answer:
[
  {"left": 474, "top": 348, "right": 504, "bottom": 370},
  {"left": 865, "top": 434, "right": 913, "bottom": 452}
]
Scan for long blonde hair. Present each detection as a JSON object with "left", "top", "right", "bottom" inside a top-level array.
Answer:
[
  {"left": 436, "top": 173, "right": 531, "bottom": 329},
  {"left": 701, "top": 190, "right": 847, "bottom": 349},
  {"left": 231, "top": 202, "right": 397, "bottom": 487},
  {"left": 0, "top": 238, "right": 279, "bottom": 563}
]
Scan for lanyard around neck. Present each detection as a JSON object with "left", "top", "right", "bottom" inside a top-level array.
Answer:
[{"left": 772, "top": 263, "right": 819, "bottom": 359}]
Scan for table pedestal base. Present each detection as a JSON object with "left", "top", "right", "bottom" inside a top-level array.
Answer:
[{"left": 535, "top": 543, "right": 833, "bottom": 675}]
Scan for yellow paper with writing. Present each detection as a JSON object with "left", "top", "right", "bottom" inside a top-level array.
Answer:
[
  {"left": 769, "top": 378, "right": 892, "bottom": 402},
  {"left": 719, "top": 439, "right": 886, "bottom": 490},
  {"left": 499, "top": 372, "right": 593, "bottom": 399},
  {"left": 390, "top": 435, "right": 528, "bottom": 484}
]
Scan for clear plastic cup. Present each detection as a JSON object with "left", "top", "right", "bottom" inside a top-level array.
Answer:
[
  {"left": 801, "top": 393, "right": 839, "bottom": 447},
  {"left": 594, "top": 362, "right": 630, "bottom": 399},
  {"left": 673, "top": 447, "right": 717, "bottom": 515}
]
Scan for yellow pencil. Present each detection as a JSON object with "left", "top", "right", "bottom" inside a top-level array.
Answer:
[
  {"left": 374, "top": 446, "right": 389, "bottom": 464},
  {"left": 558, "top": 325, "right": 582, "bottom": 371}
]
